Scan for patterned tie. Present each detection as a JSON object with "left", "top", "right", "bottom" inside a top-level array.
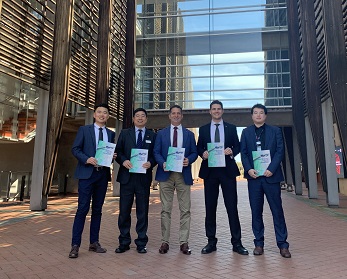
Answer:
[
  {"left": 136, "top": 129, "right": 143, "bottom": 148},
  {"left": 215, "top": 124, "right": 220, "bottom": 142},
  {"left": 98, "top": 127, "right": 103, "bottom": 141},
  {"left": 173, "top": 127, "right": 178, "bottom": 147}
]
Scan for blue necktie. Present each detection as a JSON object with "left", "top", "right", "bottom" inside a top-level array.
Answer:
[{"left": 136, "top": 129, "right": 143, "bottom": 148}]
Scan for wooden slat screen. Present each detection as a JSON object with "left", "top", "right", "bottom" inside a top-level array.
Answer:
[
  {"left": 314, "top": 0, "right": 329, "bottom": 101},
  {"left": 297, "top": 2, "right": 307, "bottom": 115},
  {"left": 68, "top": 0, "right": 99, "bottom": 111},
  {"left": 0, "top": 0, "right": 55, "bottom": 89},
  {"left": 109, "top": 0, "right": 126, "bottom": 120},
  {"left": 342, "top": 0, "right": 347, "bottom": 54}
]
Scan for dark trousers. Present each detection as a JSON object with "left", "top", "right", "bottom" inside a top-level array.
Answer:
[
  {"left": 247, "top": 177, "right": 289, "bottom": 249},
  {"left": 71, "top": 168, "right": 108, "bottom": 246},
  {"left": 118, "top": 174, "right": 150, "bottom": 248},
  {"left": 204, "top": 168, "right": 242, "bottom": 246}
]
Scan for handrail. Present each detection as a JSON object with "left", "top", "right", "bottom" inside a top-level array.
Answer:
[{"left": 0, "top": 171, "right": 32, "bottom": 202}]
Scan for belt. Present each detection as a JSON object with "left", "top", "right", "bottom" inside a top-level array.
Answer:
[{"left": 94, "top": 166, "right": 105, "bottom": 171}]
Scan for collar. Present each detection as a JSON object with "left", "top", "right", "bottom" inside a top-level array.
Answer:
[
  {"left": 171, "top": 124, "right": 182, "bottom": 130},
  {"left": 211, "top": 120, "right": 224, "bottom": 126},
  {"left": 94, "top": 123, "right": 106, "bottom": 129},
  {"left": 135, "top": 126, "right": 146, "bottom": 132}
]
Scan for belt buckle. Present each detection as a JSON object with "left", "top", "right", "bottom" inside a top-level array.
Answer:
[{"left": 95, "top": 165, "right": 103, "bottom": 171}]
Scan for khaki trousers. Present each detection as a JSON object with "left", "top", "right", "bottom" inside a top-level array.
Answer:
[{"left": 160, "top": 172, "right": 191, "bottom": 244}]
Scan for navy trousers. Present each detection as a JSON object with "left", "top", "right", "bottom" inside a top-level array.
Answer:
[
  {"left": 247, "top": 177, "right": 289, "bottom": 249},
  {"left": 204, "top": 168, "right": 242, "bottom": 246},
  {"left": 118, "top": 173, "right": 150, "bottom": 248},
  {"left": 71, "top": 168, "right": 108, "bottom": 246}
]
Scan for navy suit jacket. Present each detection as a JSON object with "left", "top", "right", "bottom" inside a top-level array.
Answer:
[
  {"left": 197, "top": 121, "right": 240, "bottom": 179},
  {"left": 154, "top": 126, "right": 198, "bottom": 185},
  {"left": 72, "top": 124, "right": 116, "bottom": 181},
  {"left": 240, "top": 124, "right": 284, "bottom": 183},
  {"left": 115, "top": 127, "right": 156, "bottom": 185}
]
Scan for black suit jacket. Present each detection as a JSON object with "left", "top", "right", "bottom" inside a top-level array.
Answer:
[
  {"left": 115, "top": 127, "right": 156, "bottom": 185},
  {"left": 197, "top": 121, "right": 240, "bottom": 179}
]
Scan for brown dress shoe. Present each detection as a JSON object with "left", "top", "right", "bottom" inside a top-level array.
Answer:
[
  {"left": 280, "top": 248, "right": 291, "bottom": 258},
  {"left": 159, "top": 243, "right": 169, "bottom": 254},
  {"left": 180, "top": 243, "right": 191, "bottom": 255},
  {"left": 89, "top": 241, "right": 107, "bottom": 253},
  {"left": 69, "top": 245, "right": 79, "bottom": 258},
  {"left": 253, "top": 246, "right": 264, "bottom": 255}
]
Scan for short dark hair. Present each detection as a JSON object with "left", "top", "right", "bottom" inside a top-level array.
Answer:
[
  {"left": 251, "top": 103, "right": 267, "bottom": 114},
  {"left": 94, "top": 103, "right": 109, "bottom": 112},
  {"left": 133, "top": 107, "right": 147, "bottom": 117},
  {"left": 210, "top": 100, "right": 223, "bottom": 109},
  {"left": 169, "top": 104, "right": 182, "bottom": 113}
]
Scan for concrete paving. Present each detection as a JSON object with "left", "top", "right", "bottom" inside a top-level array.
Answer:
[{"left": 1, "top": 180, "right": 347, "bottom": 279}]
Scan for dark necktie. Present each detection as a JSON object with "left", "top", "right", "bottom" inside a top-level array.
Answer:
[
  {"left": 98, "top": 127, "right": 103, "bottom": 141},
  {"left": 173, "top": 127, "right": 178, "bottom": 147},
  {"left": 136, "top": 129, "right": 143, "bottom": 148},
  {"left": 215, "top": 124, "right": 220, "bottom": 142}
]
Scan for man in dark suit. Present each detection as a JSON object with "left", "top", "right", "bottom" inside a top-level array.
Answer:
[
  {"left": 197, "top": 100, "right": 248, "bottom": 255},
  {"left": 240, "top": 103, "right": 291, "bottom": 258},
  {"left": 154, "top": 105, "right": 198, "bottom": 255},
  {"left": 69, "top": 103, "right": 116, "bottom": 258},
  {"left": 114, "top": 108, "right": 156, "bottom": 254}
]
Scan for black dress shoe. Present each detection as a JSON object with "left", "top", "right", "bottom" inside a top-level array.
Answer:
[
  {"left": 137, "top": 247, "right": 147, "bottom": 254},
  {"left": 233, "top": 245, "right": 249, "bottom": 255},
  {"left": 201, "top": 243, "right": 217, "bottom": 254},
  {"left": 115, "top": 245, "right": 130, "bottom": 253},
  {"left": 69, "top": 245, "right": 79, "bottom": 258}
]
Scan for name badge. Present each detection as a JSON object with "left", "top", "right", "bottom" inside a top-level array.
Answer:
[{"left": 145, "top": 140, "right": 151, "bottom": 143}]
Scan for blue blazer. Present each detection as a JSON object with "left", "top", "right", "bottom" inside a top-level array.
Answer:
[
  {"left": 240, "top": 124, "right": 284, "bottom": 183},
  {"left": 197, "top": 122, "right": 240, "bottom": 179},
  {"left": 154, "top": 126, "right": 198, "bottom": 185},
  {"left": 72, "top": 124, "right": 115, "bottom": 180}
]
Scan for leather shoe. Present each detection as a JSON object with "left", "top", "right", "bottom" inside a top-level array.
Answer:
[
  {"left": 201, "top": 243, "right": 217, "bottom": 254},
  {"left": 253, "top": 246, "right": 264, "bottom": 255},
  {"left": 115, "top": 245, "right": 130, "bottom": 253},
  {"left": 159, "top": 242, "right": 169, "bottom": 254},
  {"left": 137, "top": 247, "right": 147, "bottom": 254},
  {"left": 280, "top": 248, "right": 291, "bottom": 258},
  {"left": 233, "top": 245, "right": 249, "bottom": 255},
  {"left": 180, "top": 243, "right": 191, "bottom": 255},
  {"left": 69, "top": 245, "right": 79, "bottom": 258},
  {"left": 89, "top": 241, "right": 107, "bottom": 253}
]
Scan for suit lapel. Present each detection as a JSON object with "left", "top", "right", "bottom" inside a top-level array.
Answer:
[
  {"left": 264, "top": 125, "right": 273, "bottom": 149},
  {"left": 106, "top": 128, "right": 112, "bottom": 143},
  {"left": 182, "top": 127, "right": 188, "bottom": 147},
  {"left": 88, "top": 125, "right": 97, "bottom": 150},
  {"left": 129, "top": 128, "right": 136, "bottom": 146},
  {"left": 249, "top": 125, "right": 257, "bottom": 150},
  {"left": 223, "top": 123, "right": 229, "bottom": 143},
  {"left": 206, "top": 124, "right": 212, "bottom": 143}
]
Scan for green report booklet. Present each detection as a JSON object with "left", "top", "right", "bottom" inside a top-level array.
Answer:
[
  {"left": 207, "top": 142, "right": 225, "bottom": 167},
  {"left": 252, "top": 150, "right": 271, "bottom": 176},
  {"left": 129, "top": 148, "right": 148, "bottom": 173},
  {"left": 165, "top": 147, "right": 185, "bottom": 172},
  {"left": 95, "top": 140, "right": 116, "bottom": 167}
]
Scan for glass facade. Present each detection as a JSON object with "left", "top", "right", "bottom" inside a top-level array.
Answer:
[{"left": 135, "top": 0, "right": 290, "bottom": 109}]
